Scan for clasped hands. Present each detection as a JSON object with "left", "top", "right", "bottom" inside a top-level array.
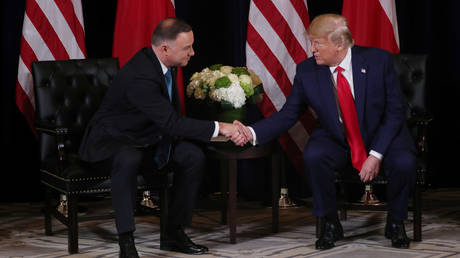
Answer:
[{"left": 218, "top": 120, "right": 253, "bottom": 146}]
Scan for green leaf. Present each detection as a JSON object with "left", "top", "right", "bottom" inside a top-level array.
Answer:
[
  {"left": 231, "top": 67, "right": 250, "bottom": 76},
  {"left": 209, "top": 64, "right": 223, "bottom": 71},
  {"left": 214, "top": 76, "right": 231, "bottom": 88}
]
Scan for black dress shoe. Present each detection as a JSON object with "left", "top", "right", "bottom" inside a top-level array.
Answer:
[
  {"left": 315, "top": 217, "right": 344, "bottom": 250},
  {"left": 160, "top": 228, "right": 208, "bottom": 255},
  {"left": 385, "top": 219, "right": 410, "bottom": 248},
  {"left": 118, "top": 233, "right": 139, "bottom": 258}
]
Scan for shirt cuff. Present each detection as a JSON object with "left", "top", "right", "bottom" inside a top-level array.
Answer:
[
  {"left": 212, "top": 121, "right": 219, "bottom": 138},
  {"left": 248, "top": 126, "right": 257, "bottom": 146},
  {"left": 369, "top": 150, "right": 383, "bottom": 160}
]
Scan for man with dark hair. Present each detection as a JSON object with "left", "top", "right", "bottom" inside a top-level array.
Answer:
[
  {"left": 79, "top": 17, "right": 241, "bottom": 257},
  {"left": 235, "top": 14, "right": 416, "bottom": 250}
]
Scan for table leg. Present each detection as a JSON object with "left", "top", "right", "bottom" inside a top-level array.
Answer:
[
  {"left": 228, "top": 158, "right": 237, "bottom": 244},
  {"left": 272, "top": 152, "right": 280, "bottom": 233},
  {"left": 220, "top": 159, "right": 228, "bottom": 225}
]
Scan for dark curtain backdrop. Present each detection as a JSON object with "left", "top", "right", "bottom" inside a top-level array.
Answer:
[{"left": 2, "top": 0, "right": 459, "bottom": 202}]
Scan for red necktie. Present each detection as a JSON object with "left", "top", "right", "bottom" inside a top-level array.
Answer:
[{"left": 335, "top": 66, "right": 367, "bottom": 171}]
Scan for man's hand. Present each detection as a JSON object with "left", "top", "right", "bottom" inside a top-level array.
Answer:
[
  {"left": 233, "top": 120, "right": 253, "bottom": 143},
  {"left": 359, "top": 155, "right": 381, "bottom": 182},
  {"left": 218, "top": 122, "right": 247, "bottom": 146}
]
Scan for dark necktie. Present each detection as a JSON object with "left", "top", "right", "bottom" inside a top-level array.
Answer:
[
  {"left": 335, "top": 66, "right": 367, "bottom": 171},
  {"left": 165, "top": 69, "right": 172, "bottom": 101}
]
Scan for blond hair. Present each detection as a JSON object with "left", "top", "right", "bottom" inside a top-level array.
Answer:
[{"left": 307, "top": 14, "right": 354, "bottom": 48}]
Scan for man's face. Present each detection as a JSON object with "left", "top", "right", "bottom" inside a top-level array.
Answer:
[
  {"left": 165, "top": 31, "right": 195, "bottom": 67},
  {"left": 310, "top": 36, "right": 341, "bottom": 67}
]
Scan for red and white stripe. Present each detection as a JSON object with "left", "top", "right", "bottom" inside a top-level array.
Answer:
[
  {"left": 16, "top": 0, "right": 86, "bottom": 134},
  {"left": 342, "top": 0, "right": 399, "bottom": 53},
  {"left": 246, "top": 0, "right": 315, "bottom": 173}
]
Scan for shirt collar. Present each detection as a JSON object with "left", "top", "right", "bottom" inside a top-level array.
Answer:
[
  {"left": 158, "top": 59, "right": 169, "bottom": 75},
  {"left": 330, "top": 47, "right": 352, "bottom": 73}
]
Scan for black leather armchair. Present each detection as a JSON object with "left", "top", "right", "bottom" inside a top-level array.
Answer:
[
  {"left": 31, "top": 58, "right": 173, "bottom": 254},
  {"left": 316, "top": 54, "right": 431, "bottom": 242}
]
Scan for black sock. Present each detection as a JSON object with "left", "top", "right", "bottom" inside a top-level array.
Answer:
[
  {"left": 387, "top": 214, "right": 403, "bottom": 224},
  {"left": 325, "top": 212, "right": 339, "bottom": 222},
  {"left": 118, "top": 231, "right": 134, "bottom": 241}
]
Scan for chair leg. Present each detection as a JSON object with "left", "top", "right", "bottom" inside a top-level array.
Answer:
[
  {"left": 44, "top": 188, "right": 53, "bottom": 235},
  {"left": 413, "top": 184, "right": 422, "bottom": 241},
  {"left": 160, "top": 187, "right": 169, "bottom": 241},
  {"left": 67, "top": 194, "right": 78, "bottom": 254}
]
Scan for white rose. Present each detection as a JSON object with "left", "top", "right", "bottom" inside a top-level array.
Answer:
[
  {"left": 239, "top": 74, "right": 252, "bottom": 86},
  {"left": 227, "top": 74, "right": 239, "bottom": 83},
  {"left": 220, "top": 66, "right": 233, "bottom": 75}
]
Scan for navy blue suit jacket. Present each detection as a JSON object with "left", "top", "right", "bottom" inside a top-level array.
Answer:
[{"left": 252, "top": 46, "right": 415, "bottom": 157}]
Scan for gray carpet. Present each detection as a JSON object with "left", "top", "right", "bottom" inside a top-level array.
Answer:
[{"left": 0, "top": 188, "right": 459, "bottom": 257}]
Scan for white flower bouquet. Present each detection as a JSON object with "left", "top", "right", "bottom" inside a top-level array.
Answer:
[{"left": 186, "top": 64, "right": 263, "bottom": 109}]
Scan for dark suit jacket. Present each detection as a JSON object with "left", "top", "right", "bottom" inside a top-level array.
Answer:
[
  {"left": 79, "top": 47, "right": 215, "bottom": 163},
  {"left": 252, "top": 46, "right": 415, "bottom": 156}
]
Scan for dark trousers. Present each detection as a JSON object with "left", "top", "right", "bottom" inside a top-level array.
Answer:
[
  {"left": 303, "top": 134, "right": 416, "bottom": 221},
  {"left": 107, "top": 140, "right": 205, "bottom": 234}
]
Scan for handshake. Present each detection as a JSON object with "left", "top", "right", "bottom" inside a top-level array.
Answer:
[{"left": 218, "top": 121, "right": 254, "bottom": 146}]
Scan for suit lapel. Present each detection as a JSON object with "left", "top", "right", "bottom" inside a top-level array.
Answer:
[
  {"left": 145, "top": 47, "right": 171, "bottom": 101},
  {"left": 316, "top": 65, "right": 344, "bottom": 139},
  {"left": 351, "top": 47, "right": 367, "bottom": 131}
]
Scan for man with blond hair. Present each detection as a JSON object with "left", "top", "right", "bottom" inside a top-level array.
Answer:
[{"left": 235, "top": 14, "right": 415, "bottom": 250}]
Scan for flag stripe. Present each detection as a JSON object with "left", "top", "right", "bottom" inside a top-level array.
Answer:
[
  {"left": 253, "top": 0, "right": 307, "bottom": 64},
  {"left": 290, "top": 0, "right": 311, "bottom": 37},
  {"left": 274, "top": 0, "right": 310, "bottom": 56},
  {"left": 279, "top": 132, "right": 304, "bottom": 173},
  {"left": 247, "top": 0, "right": 315, "bottom": 175},
  {"left": 16, "top": 0, "right": 86, "bottom": 134},
  {"left": 17, "top": 41, "right": 36, "bottom": 101},
  {"left": 22, "top": 11, "right": 55, "bottom": 61},
  {"left": 379, "top": 0, "right": 399, "bottom": 48},
  {"left": 248, "top": 2, "right": 297, "bottom": 86},
  {"left": 247, "top": 24, "right": 292, "bottom": 103},
  {"left": 16, "top": 80, "right": 36, "bottom": 129},
  {"left": 246, "top": 44, "right": 281, "bottom": 116},
  {"left": 55, "top": 0, "right": 87, "bottom": 56},
  {"left": 26, "top": 0, "right": 69, "bottom": 60},
  {"left": 36, "top": 0, "right": 85, "bottom": 59}
]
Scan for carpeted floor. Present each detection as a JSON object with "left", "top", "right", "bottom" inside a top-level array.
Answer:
[{"left": 0, "top": 188, "right": 459, "bottom": 257}]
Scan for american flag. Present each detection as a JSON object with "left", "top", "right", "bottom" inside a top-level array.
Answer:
[
  {"left": 16, "top": 0, "right": 86, "bottom": 135},
  {"left": 246, "top": 0, "right": 316, "bottom": 173}
]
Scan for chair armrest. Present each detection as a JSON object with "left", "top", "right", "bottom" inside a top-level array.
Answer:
[
  {"left": 36, "top": 122, "right": 70, "bottom": 166},
  {"left": 408, "top": 113, "right": 433, "bottom": 155},
  {"left": 408, "top": 113, "right": 433, "bottom": 127},
  {"left": 36, "top": 122, "right": 69, "bottom": 136}
]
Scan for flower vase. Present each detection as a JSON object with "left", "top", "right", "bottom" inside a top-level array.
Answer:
[{"left": 217, "top": 106, "right": 246, "bottom": 124}]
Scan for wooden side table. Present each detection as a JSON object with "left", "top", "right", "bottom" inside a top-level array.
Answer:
[{"left": 205, "top": 141, "right": 281, "bottom": 243}]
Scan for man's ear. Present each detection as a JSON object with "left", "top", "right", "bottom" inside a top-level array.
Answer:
[{"left": 160, "top": 43, "right": 169, "bottom": 55}]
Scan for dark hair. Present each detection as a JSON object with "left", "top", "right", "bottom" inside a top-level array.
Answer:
[{"left": 151, "top": 17, "right": 192, "bottom": 46}]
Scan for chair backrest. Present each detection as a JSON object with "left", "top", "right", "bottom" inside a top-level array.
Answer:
[
  {"left": 32, "top": 58, "right": 119, "bottom": 169},
  {"left": 392, "top": 54, "right": 428, "bottom": 118}
]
